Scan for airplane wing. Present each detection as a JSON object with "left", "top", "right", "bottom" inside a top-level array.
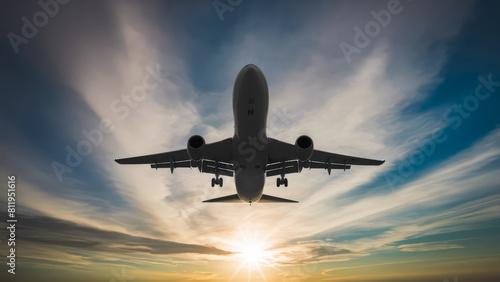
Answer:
[
  {"left": 309, "top": 149, "right": 386, "bottom": 166},
  {"left": 114, "top": 148, "right": 190, "bottom": 165},
  {"left": 115, "top": 138, "right": 233, "bottom": 176},
  {"left": 266, "top": 138, "right": 384, "bottom": 176}
]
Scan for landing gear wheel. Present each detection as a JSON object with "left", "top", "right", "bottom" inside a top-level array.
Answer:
[
  {"left": 277, "top": 178, "right": 281, "bottom": 187},
  {"left": 211, "top": 178, "right": 215, "bottom": 187},
  {"left": 219, "top": 178, "right": 223, "bottom": 187},
  {"left": 284, "top": 178, "right": 288, "bottom": 187}
]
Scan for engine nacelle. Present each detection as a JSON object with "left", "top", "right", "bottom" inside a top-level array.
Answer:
[
  {"left": 295, "top": 135, "right": 314, "bottom": 161},
  {"left": 187, "top": 135, "right": 206, "bottom": 161}
]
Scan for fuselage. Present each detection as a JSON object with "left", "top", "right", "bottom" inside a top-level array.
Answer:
[{"left": 232, "top": 64, "right": 269, "bottom": 203}]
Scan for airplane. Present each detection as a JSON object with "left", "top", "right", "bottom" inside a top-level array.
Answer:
[{"left": 115, "top": 64, "right": 385, "bottom": 204}]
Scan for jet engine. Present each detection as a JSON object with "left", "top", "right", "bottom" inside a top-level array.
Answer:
[
  {"left": 295, "top": 135, "right": 314, "bottom": 161},
  {"left": 187, "top": 135, "right": 206, "bottom": 161}
]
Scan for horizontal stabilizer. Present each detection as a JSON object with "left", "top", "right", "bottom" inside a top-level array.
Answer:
[
  {"left": 203, "top": 194, "right": 242, "bottom": 203},
  {"left": 259, "top": 194, "right": 298, "bottom": 203},
  {"left": 202, "top": 194, "right": 298, "bottom": 203}
]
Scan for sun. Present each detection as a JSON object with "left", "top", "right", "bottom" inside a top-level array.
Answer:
[
  {"left": 228, "top": 236, "right": 277, "bottom": 281},
  {"left": 240, "top": 242, "right": 265, "bottom": 264}
]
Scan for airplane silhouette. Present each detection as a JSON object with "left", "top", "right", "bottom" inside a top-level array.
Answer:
[{"left": 115, "top": 64, "right": 385, "bottom": 203}]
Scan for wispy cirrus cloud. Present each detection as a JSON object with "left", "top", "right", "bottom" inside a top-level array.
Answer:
[{"left": 398, "top": 241, "right": 464, "bottom": 252}]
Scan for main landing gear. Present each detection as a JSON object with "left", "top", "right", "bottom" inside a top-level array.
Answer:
[
  {"left": 276, "top": 160, "right": 288, "bottom": 187},
  {"left": 276, "top": 177, "right": 288, "bottom": 187},
  {"left": 211, "top": 177, "right": 223, "bottom": 187},
  {"left": 211, "top": 160, "right": 223, "bottom": 187}
]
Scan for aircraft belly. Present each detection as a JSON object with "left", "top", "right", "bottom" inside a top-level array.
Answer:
[{"left": 231, "top": 64, "right": 270, "bottom": 203}]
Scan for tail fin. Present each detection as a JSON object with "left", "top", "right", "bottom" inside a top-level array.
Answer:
[{"left": 203, "top": 194, "right": 298, "bottom": 203}]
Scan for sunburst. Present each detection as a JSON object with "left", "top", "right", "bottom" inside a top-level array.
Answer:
[{"left": 228, "top": 230, "right": 277, "bottom": 281}]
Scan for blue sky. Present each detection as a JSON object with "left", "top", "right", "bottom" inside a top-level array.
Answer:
[{"left": 1, "top": 0, "right": 500, "bottom": 281}]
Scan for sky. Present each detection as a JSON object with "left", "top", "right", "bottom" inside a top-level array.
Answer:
[{"left": 1, "top": 0, "right": 500, "bottom": 281}]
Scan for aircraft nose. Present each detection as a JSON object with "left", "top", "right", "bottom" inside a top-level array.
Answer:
[
  {"left": 237, "top": 64, "right": 263, "bottom": 85},
  {"left": 243, "top": 64, "right": 259, "bottom": 72},
  {"left": 233, "top": 64, "right": 268, "bottom": 104},
  {"left": 243, "top": 63, "right": 263, "bottom": 74}
]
